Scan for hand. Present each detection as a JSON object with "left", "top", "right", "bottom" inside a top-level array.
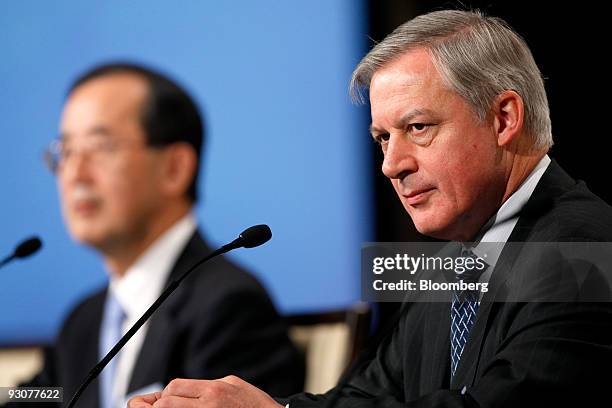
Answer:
[
  {"left": 127, "top": 391, "right": 162, "bottom": 407},
  {"left": 127, "top": 376, "right": 284, "bottom": 408}
]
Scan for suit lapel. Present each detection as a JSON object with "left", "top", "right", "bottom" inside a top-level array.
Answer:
[
  {"left": 88, "top": 303, "right": 104, "bottom": 408},
  {"left": 127, "top": 231, "right": 211, "bottom": 393},
  {"left": 421, "top": 301, "right": 452, "bottom": 390},
  {"left": 450, "top": 159, "right": 577, "bottom": 388},
  {"left": 66, "top": 289, "right": 106, "bottom": 408}
]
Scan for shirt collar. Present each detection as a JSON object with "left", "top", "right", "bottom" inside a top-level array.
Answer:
[
  {"left": 469, "top": 155, "right": 551, "bottom": 266},
  {"left": 108, "top": 213, "right": 197, "bottom": 322}
]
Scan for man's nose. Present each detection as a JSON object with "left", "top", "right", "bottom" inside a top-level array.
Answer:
[
  {"left": 59, "top": 151, "right": 94, "bottom": 184},
  {"left": 381, "top": 133, "right": 418, "bottom": 180}
]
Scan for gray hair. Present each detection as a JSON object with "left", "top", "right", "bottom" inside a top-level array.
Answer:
[{"left": 351, "top": 10, "right": 553, "bottom": 150}]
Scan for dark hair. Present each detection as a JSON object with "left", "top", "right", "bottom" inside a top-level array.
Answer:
[{"left": 68, "top": 62, "right": 204, "bottom": 202}]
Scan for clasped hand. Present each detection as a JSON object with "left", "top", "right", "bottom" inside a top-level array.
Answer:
[{"left": 128, "top": 376, "right": 284, "bottom": 408}]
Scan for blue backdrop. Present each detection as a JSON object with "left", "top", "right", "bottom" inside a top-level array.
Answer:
[{"left": 0, "top": 1, "right": 372, "bottom": 345}]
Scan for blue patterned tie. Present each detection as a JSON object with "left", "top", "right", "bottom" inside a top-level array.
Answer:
[
  {"left": 99, "top": 292, "right": 125, "bottom": 408},
  {"left": 450, "top": 247, "right": 487, "bottom": 379}
]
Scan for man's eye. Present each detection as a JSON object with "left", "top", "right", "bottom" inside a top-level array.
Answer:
[
  {"left": 374, "top": 133, "right": 390, "bottom": 144},
  {"left": 61, "top": 146, "right": 74, "bottom": 159},
  {"left": 409, "top": 123, "right": 428, "bottom": 132},
  {"left": 94, "top": 141, "right": 119, "bottom": 153}
]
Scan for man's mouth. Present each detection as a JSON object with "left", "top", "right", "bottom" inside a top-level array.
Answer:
[
  {"left": 402, "top": 187, "right": 436, "bottom": 205},
  {"left": 73, "top": 199, "right": 101, "bottom": 216}
]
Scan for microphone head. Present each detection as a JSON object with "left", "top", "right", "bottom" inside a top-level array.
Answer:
[
  {"left": 238, "top": 225, "right": 272, "bottom": 248},
  {"left": 14, "top": 236, "right": 43, "bottom": 259}
]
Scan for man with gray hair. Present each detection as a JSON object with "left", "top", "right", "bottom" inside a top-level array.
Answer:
[{"left": 129, "top": 10, "right": 612, "bottom": 408}]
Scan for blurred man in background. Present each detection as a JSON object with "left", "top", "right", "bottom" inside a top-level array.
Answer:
[
  {"left": 129, "top": 9, "right": 612, "bottom": 408},
  {"left": 8, "top": 63, "right": 304, "bottom": 408}
]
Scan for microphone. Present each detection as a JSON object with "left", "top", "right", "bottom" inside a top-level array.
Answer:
[
  {"left": 65, "top": 224, "right": 272, "bottom": 408},
  {"left": 0, "top": 236, "right": 43, "bottom": 269},
  {"left": 224, "top": 224, "right": 272, "bottom": 249}
]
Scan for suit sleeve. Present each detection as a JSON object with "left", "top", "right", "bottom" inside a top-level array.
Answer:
[
  {"left": 287, "top": 299, "right": 612, "bottom": 407},
  {"left": 286, "top": 313, "right": 411, "bottom": 407}
]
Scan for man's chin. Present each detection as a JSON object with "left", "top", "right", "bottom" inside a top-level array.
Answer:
[
  {"left": 414, "top": 224, "right": 446, "bottom": 240},
  {"left": 67, "top": 226, "right": 110, "bottom": 249},
  {"left": 411, "top": 214, "right": 456, "bottom": 240},
  {"left": 414, "top": 220, "right": 477, "bottom": 242}
]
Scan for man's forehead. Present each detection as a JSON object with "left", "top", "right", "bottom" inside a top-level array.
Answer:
[
  {"left": 370, "top": 51, "right": 441, "bottom": 94},
  {"left": 368, "top": 50, "right": 450, "bottom": 124},
  {"left": 59, "top": 126, "right": 112, "bottom": 141},
  {"left": 62, "top": 74, "right": 147, "bottom": 122},
  {"left": 64, "top": 73, "right": 148, "bottom": 118},
  {"left": 72, "top": 71, "right": 148, "bottom": 95},
  {"left": 373, "top": 47, "right": 437, "bottom": 79}
]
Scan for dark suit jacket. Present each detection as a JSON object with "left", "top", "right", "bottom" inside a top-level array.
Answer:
[
  {"left": 10, "top": 230, "right": 304, "bottom": 407},
  {"left": 287, "top": 160, "right": 612, "bottom": 407}
]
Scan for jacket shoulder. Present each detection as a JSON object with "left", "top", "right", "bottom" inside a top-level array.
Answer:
[{"left": 515, "top": 161, "right": 612, "bottom": 242}]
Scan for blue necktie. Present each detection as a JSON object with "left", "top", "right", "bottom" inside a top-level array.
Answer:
[
  {"left": 450, "top": 248, "right": 487, "bottom": 379},
  {"left": 99, "top": 292, "right": 125, "bottom": 408}
]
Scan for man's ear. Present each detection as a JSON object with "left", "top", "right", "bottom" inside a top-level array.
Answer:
[
  {"left": 159, "top": 142, "right": 197, "bottom": 199},
  {"left": 492, "top": 90, "right": 525, "bottom": 147}
]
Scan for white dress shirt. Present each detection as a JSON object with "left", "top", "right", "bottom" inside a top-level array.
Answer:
[{"left": 106, "top": 213, "right": 197, "bottom": 407}]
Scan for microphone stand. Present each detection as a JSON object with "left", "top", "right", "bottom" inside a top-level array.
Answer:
[{"left": 66, "top": 240, "right": 240, "bottom": 408}]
